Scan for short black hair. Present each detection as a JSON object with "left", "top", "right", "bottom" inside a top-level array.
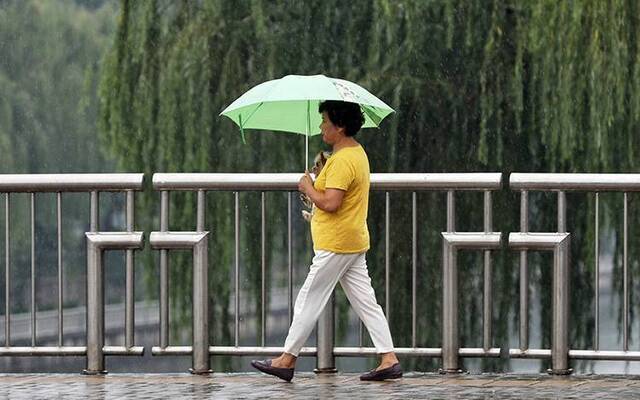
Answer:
[{"left": 318, "top": 100, "right": 364, "bottom": 137}]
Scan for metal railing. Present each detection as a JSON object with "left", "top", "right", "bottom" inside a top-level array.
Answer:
[
  {"left": 0, "top": 174, "right": 145, "bottom": 374},
  {"left": 1, "top": 172, "right": 639, "bottom": 375},
  {"left": 150, "top": 173, "right": 503, "bottom": 374},
  {"left": 509, "top": 173, "right": 640, "bottom": 374}
]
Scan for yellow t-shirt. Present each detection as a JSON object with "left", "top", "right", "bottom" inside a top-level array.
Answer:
[{"left": 311, "top": 145, "right": 370, "bottom": 253}]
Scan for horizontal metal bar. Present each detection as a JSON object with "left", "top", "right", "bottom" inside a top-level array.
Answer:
[
  {"left": 217, "top": 346, "right": 316, "bottom": 357},
  {"left": 334, "top": 347, "right": 443, "bottom": 357},
  {"left": 458, "top": 348, "right": 501, "bottom": 358},
  {"left": 153, "top": 174, "right": 303, "bottom": 191},
  {"left": 149, "top": 232, "right": 208, "bottom": 249},
  {"left": 0, "top": 174, "right": 144, "bottom": 192},
  {"left": 149, "top": 346, "right": 190, "bottom": 356},
  {"left": 510, "top": 348, "right": 640, "bottom": 361},
  {"left": 441, "top": 232, "right": 502, "bottom": 248},
  {"left": 568, "top": 350, "right": 640, "bottom": 361},
  {"left": 334, "top": 347, "right": 498, "bottom": 358},
  {"left": 6, "top": 346, "right": 637, "bottom": 360},
  {"left": 103, "top": 346, "right": 145, "bottom": 356},
  {"left": 509, "top": 349, "right": 552, "bottom": 359},
  {"left": 152, "top": 173, "right": 502, "bottom": 191},
  {"left": 510, "top": 173, "right": 640, "bottom": 191},
  {"left": 371, "top": 174, "right": 502, "bottom": 190},
  {"left": 0, "top": 347, "right": 86, "bottom": 356},
  {"left": 150, "top": 346, "right": 498, "bottom": 358},
  {"left": 85, "top": 232, "right": 144, "bottom": 249},
  {"left": 152, "top": 346, "right": 318, "bottom": 356},
  {"left": 8, "top": 173, "right": 640, "bottom": 192},
  {"left": 509, "top": 233, "right": 570, "bottom": 250},
  {"left": 0, "top": 346, "right": 143, "bottom": 356}
]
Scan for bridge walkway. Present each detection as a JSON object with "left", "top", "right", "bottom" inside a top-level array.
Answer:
[{"left": 1, "top": 372, "right": 639, "bottom": 399}]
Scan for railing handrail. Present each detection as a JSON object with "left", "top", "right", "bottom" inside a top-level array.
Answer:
[
  {"left": 0, "top": 173, "right": 144, "bottom": 192},
  {"left": 152, "top": 172, "right": 502, "bottom": 191},
  {"left": 510, "top": 173, "right": 640, "bottom": 191}
]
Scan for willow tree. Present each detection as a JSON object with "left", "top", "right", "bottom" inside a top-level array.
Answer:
[
  {"left": 0, "top": 0, "right": 118, "bottom": 314},
  {"left": 0, "top": 0, "right": 116, "bottom": 173},
  {"left": 99, "top": 0, "right": 640, "bottom": 372}
]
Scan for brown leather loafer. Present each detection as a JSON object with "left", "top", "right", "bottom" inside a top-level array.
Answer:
[
  {"left": 359, "top": 363, "right": 403, "bottom": 381},
  {"left": 251, "top": 359, "right": 294, "bottom": 382}
]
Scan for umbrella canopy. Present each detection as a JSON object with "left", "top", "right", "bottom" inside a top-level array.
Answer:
[{"left": 220, "top": 74, "right": 395, "bottom": 166}]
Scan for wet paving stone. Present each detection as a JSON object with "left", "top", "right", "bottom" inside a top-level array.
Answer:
[{"left": 1, "top": 373, "right": 640, "bottom": 399}]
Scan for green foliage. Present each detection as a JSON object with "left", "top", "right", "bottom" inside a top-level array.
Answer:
[
  {"left": 0, "top": 0, "right": 118, "bottom": 313},
  {"left": 0, "top": 0, "right": 117, "bottom": 173},
  {"left": 99, "top": 0, "right": 640, "bottom": 372}
]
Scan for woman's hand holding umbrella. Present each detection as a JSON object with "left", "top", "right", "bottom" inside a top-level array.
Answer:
[{"left": 298, "top": 170, "right": 314, "bottom": 194}]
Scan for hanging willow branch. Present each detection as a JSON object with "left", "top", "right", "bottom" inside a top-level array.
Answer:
[{"left": 99, "top": 0, "right": 640, "bottom": 372}]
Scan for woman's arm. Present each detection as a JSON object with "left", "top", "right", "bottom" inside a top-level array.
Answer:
[
  {"left": 298, "top": 172, "right": 345, "bottom": 213},
  {"left": 307, "top": 187, "right": 345, "bottom": 213}
]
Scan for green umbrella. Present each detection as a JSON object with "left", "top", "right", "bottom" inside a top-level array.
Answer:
[{"left": 220, "top": 74, "right": 394, "bottom": 168}]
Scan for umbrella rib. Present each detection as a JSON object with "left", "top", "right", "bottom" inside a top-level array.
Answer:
[
  {"left": 241, "top": 102, "right": 265, "bottom": 127},
  {"left": 361, "top": 105, "right": 384, "bottom": 126}
]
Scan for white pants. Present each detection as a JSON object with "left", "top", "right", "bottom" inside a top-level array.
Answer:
[{"left": 283, "top": 250, "right": 395, "bottom": 356}]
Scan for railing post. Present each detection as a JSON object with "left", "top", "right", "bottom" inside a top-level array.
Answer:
[
  {"left": 192, "top": 234, "right": 209, "bottom": 374},
  {"left": 441, "top": 237, "right": 459, "bottom": 373},
  {"left": 551, "top": 191, "right": 571, "bottom": 374},
  {"left": 551, "top": 233, "right": 571, "bottom": 374},
  {"left": 84, "top": 234, "right": 103, "bottom": 375},
  {"left": 441, "top": 232, "right": 501, "bottom": 374},
  {"left": 150, "top": 231, "right": 211, "bottom": 374},
  {"left": 441, "top": 190, "right": 459, "bottom": 374},
  {"left": 315, "top": 294, "right": 336, "bottom": 373},
  {"left": 508, "top": 232, "right": 571, "bottom": 374},
  {"left": 83, "top": 232, "right": 144, "bottom": 375}
]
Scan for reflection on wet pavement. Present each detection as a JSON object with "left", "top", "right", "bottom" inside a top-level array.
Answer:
[{"left": 2, "top": 372, "right": 640, "bottom": 399}]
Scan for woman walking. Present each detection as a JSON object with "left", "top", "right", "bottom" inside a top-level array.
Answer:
[{"left": 251, "top": 100, "right": 401, "bottom": 382}]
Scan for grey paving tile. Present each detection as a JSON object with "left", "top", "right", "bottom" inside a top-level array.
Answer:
[{"left": 0, "top": 373, "right": 640, "bottom": 399}]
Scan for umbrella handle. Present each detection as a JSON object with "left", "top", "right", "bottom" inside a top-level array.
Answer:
[{"left": 305, "top": 100, "right": 309, "bottom": 169}]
